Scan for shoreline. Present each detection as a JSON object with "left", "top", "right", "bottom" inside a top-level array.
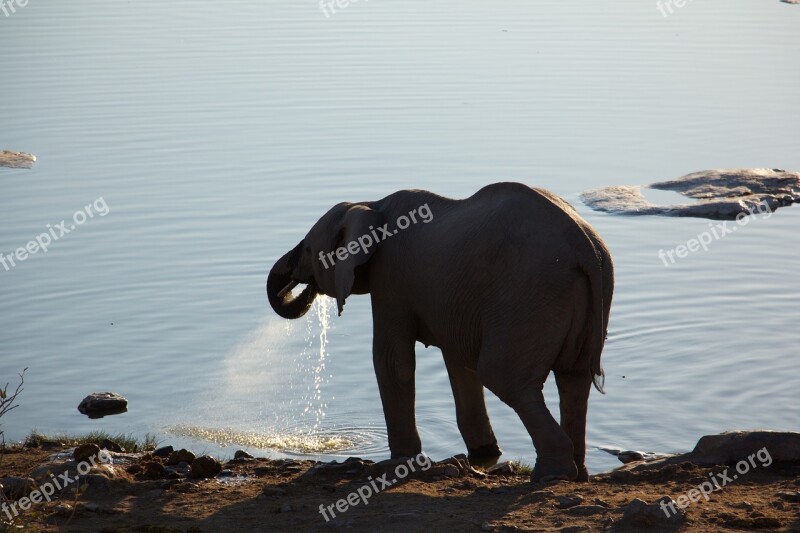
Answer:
[{"left": 1, "top": 430, "right": 798, "bottom": 532}]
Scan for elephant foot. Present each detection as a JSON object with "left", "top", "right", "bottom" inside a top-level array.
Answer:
[
  {"left": 531, "top": 457, "right": 578, "bottom": 483},
  {"left": 467, "top": 441, "right": 502, "bottom": 466},
  {"left": 575, "top": 463, "right": 589, "bottom": 482}
]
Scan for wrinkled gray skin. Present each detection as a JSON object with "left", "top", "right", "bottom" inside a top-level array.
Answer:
[{"left": 267, "top": 183, "right": 614, "bottom": 482}]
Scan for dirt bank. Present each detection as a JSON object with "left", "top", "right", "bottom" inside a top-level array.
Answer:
[{"left": 1, "top": 441, "right": 798, "bottom": 532}]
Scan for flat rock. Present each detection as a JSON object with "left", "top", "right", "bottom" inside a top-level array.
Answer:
[
  {"left": 31, "top": 462, "right": 73, "bottom": 483},
  {"left": 557, "top": 494, "right": 584, "bottom": 509},
  {"left": 581, "top": 168, "right": 800, "bottom": 220},
  {"left": 0, "top": 150, "right": 36, "bottom": 169},
  {"left": 77, "top": 392, "right": 128, "bottom": 418},
  {"left": 486, "top": 461, "right": 516, "bottom": 476},
  {"left": 689, "top": 430, "right": 800, "bottom": 465},
  {"left": 618, "top": 496, "right": 685, "bottom": 527},
  {"left": 600, "top": 447, "right": 669, "bottom": 464},
  {"left": 566, "top": 504, "right": 608, "bottom": 516}
]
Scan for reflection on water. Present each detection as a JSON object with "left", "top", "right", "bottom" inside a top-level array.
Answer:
[{"left": 166, "top": 424, "right": 354, "bottom": 454}]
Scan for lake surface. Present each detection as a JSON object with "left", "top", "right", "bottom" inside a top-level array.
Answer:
[{"left": 1, "top": 0, "right": 798, "bottom": 474}]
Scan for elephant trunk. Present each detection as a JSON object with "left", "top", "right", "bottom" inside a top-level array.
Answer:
[{"left": 267, "top": 241, "right": 318, "bottom": 319}]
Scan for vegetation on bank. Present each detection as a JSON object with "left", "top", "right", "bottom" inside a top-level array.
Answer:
[{"left": 23, "top": 430, "right": 158, "bottom": 453}]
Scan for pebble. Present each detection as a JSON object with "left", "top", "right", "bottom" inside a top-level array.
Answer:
[
  {"left": 54, "top": 503, "right": 73, "bottom": 516},
  {"left": 234, "top": 450, "right": 254, "bottom": 460},
  {"left": 443, "top": 464, "right": 461, "bottom": 478},
  {"left": 486, "top": 462, "right": 515, "bottom": 476},
  {"left": 557, "top": 494, "right": 584, "bottom": 509}
]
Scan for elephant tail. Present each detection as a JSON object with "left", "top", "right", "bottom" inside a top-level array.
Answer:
[{"left": 579, "top": 229, "right": 610, "bottom": 395}]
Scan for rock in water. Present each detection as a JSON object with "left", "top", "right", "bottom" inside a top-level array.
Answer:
[
  {"left": 581, "top": 168, "right": 800, "bottom": 220},
  {"left": 0, "top": 150, "right": 36, "bottom": 169},
  {"left": 78, "top": 392, "right": 128, "bottom": 418}
]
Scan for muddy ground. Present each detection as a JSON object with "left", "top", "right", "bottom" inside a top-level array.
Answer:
[{"left": 1, "top": 444, "right": 798, "bottom": 532}]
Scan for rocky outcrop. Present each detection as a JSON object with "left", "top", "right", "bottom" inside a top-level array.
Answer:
[
  {"left": 581, "top": 168, "right": 800, "bottom": 220},
  {"left": 600, "top": 430, "right": 800, "bottom": 478},
  {"left": 688, "top": 430, "right": 800, "bottom": 466},
  {"left": 0, "top": 150, "right": 36, "bottom": 169}
]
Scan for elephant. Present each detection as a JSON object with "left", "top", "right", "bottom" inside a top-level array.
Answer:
[{"left": 267, "top": 182, "right": 613, "bottom": 482}]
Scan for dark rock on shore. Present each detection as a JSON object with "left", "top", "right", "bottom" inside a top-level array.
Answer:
[
  {"left": 0, "top": 476, "right": 35, "bottom": 499},
  {"left": 74, "top": 443, "right": 102, "bottom": 462},
  {"left": 153, "top": 445, "right": 174, "bottom": 458},
  {"left": 234, "top": 450, "right": 254, "bottom": 460},
  {"left": 189, "top": 456, "right": 222, "bottom": 479},
  {"left": 166, "top": 449, "right": 196, "bottom": 465},
  {"left": 100, "top": 438, "right": 124, "bottom": 452},
  {"left": 689, "top": 430, "right": 800, "bottom": 465}
]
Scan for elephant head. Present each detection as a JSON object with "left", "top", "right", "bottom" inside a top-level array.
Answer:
[{"left": 267, "top": 202, "right": 384, "bottom": 318}]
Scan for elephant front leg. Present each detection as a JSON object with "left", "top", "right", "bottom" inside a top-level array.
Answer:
[
  {"left": 444, "top": 358, "right": 501, "bottom": 463},
  {"left": 373, "top": 331, "right": 421, "bottom": 458}
]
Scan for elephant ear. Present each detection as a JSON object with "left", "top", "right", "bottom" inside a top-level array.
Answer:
[{"left": 334, "top": 205, "right": 384, "bottom": 316}]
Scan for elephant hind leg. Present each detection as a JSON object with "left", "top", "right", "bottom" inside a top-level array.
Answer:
[
  {"left": 478, "top": 355, "right": 577, "bottom": 482},
  {"left": 443, "top": 358, "right": 501, "bottom": 464},
  {"left": 554, "top": 370, "right": 593, "bottom": 482}
]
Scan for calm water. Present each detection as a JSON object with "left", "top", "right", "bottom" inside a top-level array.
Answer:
[{"left": 1, "top": 0, "right": 798, "bottom": 474}]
